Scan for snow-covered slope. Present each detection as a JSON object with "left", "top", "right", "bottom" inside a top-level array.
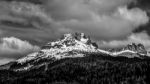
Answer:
[
  {"left": 17, "top": 33, "right": 107, "bottom": 64},
  {"left": 17, "top": 33, "right": 149, "bottom": 64},
  {"left": 14, "top": 33, "right": 150, "bottom": 71}
]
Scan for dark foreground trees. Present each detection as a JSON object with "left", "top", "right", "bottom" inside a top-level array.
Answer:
[{"left": 1, "top": 54, "right": 150, "bottom": 84}]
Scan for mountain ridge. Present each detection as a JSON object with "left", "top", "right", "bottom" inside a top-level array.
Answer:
[
  {"left": 1, "top": 33, "right": 150, "bottom": 71},
  {"left": 1, "top": 33, "right": 150, "bottom": 84}
]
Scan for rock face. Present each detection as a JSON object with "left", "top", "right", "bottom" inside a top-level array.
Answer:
[
  {"left": 41, "top": 33, "right": 98, "bottom": 49},
  {"left": 123, "top": 43, "right": 147, "bottom": 55},
  {"left": 110, "top": 43, "right": 148, "bottom": 58}
]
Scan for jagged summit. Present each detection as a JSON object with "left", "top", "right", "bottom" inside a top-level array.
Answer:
[
  {"left": 62, "top": 33, "right": 90, "bottom": 43},
  {"left": 111, "top": 43, "right": 148, "bottom": 57},
  {"left": 124, "top": 43, "right": 147, "bottom": 54},
  {"left": 42, "top": 33, "right": 98, "bottom": 49}
]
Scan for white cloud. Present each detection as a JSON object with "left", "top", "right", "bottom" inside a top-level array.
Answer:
[
  {"left": 0, "top": 58, "right": 14, "bottom": 65},
  {"left": 0, "top": 37, "right": 40, "bottom": 58},
  {"left": 115, "top": 6, "right": 149, "bottom": 26},
  {"left": 99, "top": 32, "right": 150, "bottom": 49}
]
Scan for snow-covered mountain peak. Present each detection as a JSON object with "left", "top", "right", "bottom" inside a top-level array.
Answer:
[
  {"left": 17, "top": 33, "right": 99, "bottom": 64},
  {"left": 12, "top": 33, "right": 150, "bottom": 71},
  {"left": 61, "top": 33, "right": 91, "bottom": 44},
  {"left": 62, "top": 32, "right": 91, "bottom": 44},
  {"left": 42, "top": 32, "right": 98, "bottom": 49}
]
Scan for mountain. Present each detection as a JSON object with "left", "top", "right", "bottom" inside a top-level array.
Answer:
[
  {"left": 7, "top": 33, "right": 109, "bottom": 71},
  {"left": 17, "top": 33, "right": 148, "bottom": 64},
  {"left": 1, "top": 33, "right": 150, "bottom": 84},
  {"left": 124, "top": 43, "right": 147, "bottom": 54},
  {"left": 17, "top": 33, "right": 99, "bottom": 62},
  {"left": 1, "top": 33, "right": 149, "bottom": 71},
  {"left": 109, "top": 43, "right": 146, "bottom": 53},
  {"left": 110, "top": 43, "right": 148, "bottom": 58}
]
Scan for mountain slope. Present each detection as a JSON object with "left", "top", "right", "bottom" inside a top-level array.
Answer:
[
  {"left": 1, "top": 33, "right": 150, "bottom": 84},
  {"left": 2, "top": 33, "right": 149, "bottom": 71},
  {"left": 10, "top": 33, "right": 106, "bottom": 71},
  {"left": 1, "top": 54, "right": 150, "bottom": 84},
  {"left": 17, "top": 33, "right": 99, "bottom": 63}
]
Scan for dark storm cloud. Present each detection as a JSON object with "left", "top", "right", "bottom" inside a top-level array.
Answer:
[
  {"left": 0, "top": 0, "right": 148, "bottom": 40},
  {"left": 0, "top": 1, "right": 61, "bottom": 44},
  {"left": 43, "top": 0, "right": 149, "bottom": 40},
  {"left": 0, "top": 0, "right": 148, "bottom": 41}
]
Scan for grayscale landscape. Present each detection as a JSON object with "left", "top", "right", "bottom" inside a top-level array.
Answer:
[{"left": 0, "top": 0, "right": 150, "bottom": 84}]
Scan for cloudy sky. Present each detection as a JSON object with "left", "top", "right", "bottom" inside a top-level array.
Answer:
[{"left": 0, "top": 0, "right": 150, "bottom": 65}]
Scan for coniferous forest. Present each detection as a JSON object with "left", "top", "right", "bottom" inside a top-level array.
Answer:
[{"left": 1, "top": 54, "right": 150, "bottom": 84}]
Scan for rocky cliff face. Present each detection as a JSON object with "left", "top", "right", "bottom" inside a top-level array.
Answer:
[
  {"left": 110, "top": 43, "right": 148, "bottom": 58},
  {"left": 124, "top": 43, "right": 147, "bottom": 55},
  {"left": 41, "top": 33, "right": 98, "bottom": 49}
]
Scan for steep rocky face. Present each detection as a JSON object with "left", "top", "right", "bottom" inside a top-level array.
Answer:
[
  {"left": 108, "top": 43, "right": 148, "bottom": 58},
  {"left": 42, "top": 33, "right": 98, "bottom": 49},
  {"left": 124, "top": 43, "right": 147, "bottom": 55}
]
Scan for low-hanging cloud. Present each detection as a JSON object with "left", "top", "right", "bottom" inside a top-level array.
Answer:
[
  {"left": 99, "top": 32, "right": 150, "bottom": 49},
  {"left": 0, "top": 37, "right": 40, "bottom": 59},
  {"left": 0, "top": 58, "right": 14, "bottom": 65}
]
